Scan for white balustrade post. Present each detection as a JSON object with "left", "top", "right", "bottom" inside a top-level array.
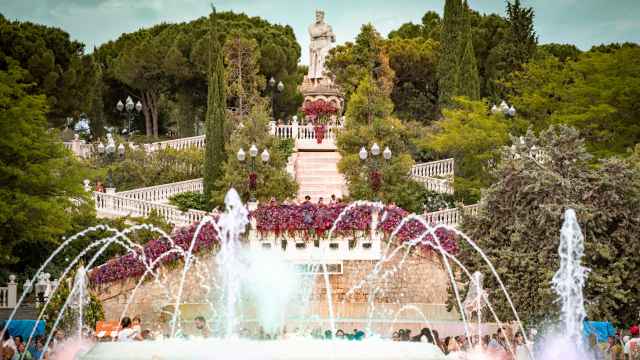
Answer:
[
  {"left": 269, "top": 120, "right": 276, "bottom": 136},
  {"left": 291, "top": 116, "right": 299, "bottom": 139},
  {"left": 83, "top": 179, "right": 91, "bottom": 192},
  {"left": 7, "top": 275, "right": 17, "bottom": 308}
]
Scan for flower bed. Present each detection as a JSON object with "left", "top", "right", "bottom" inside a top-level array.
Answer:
[
  {"left": 89, "top": 222, "right": 218, "bottom": 285},
  {"left": 90, "top": 204, "right": 457, "bottom": 285}
]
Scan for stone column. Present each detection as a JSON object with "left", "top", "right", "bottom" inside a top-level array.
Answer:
[
  {"left": 291, "top": 116, "right": 299, "bottom": 139},
  {"left": 7, "top": 275, "right": 17, "bottom": 308},
  {"left": 269, "top": 120, "right": 276, "bottom": 136}
]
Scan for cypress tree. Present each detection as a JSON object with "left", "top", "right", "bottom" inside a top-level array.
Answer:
[
  {"left": 437, "top": 0, "right": 463, "bottom": 108},
  {"left": 458, "top": 1, "right": 480, "bottom": 100},
  {"left": 505, "top": 0, "right": 538, "bottom": 67},
  {"left": 203, "top": 7, "right": 227, "bottom": 204}
]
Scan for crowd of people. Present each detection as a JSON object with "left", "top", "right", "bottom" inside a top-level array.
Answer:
[{"left": 3, "top": 316, "right": 640, "bottom": 359}]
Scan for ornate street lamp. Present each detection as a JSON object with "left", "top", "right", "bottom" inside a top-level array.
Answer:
[
  {"left": 491, "top": 100, "right": 516, "bottom": 117},
  {"left": 97, "top": 133, "right": 126, "bottom": 188},
  {"left": 237, "top": 144, "right": 270, "bottom": 202},
  {"left": 116, "top": 96, "right": 142, "bottom": 139},
  {"left": 359, "top": 143, "right": 392, "bottom": 201},
  {"left": 268, "top": 77, "right": 285, "bottom": 120}
]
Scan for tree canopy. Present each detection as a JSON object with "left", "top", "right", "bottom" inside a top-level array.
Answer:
[{"left": 459, "top": 126, "right": 640, "bottom": 327}]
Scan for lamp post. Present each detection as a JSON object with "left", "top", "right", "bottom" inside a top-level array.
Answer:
[
  {"left": 237, "top": 144, "right": 270, "bottom": 202},
  {"left": 96, "top": 133, "right": 126, "bottom": 189},
  {"left": 490, "top": 100, "right": 516, "bottom": 117},
  {"left": 116, "top": 96, "right": 143, "bottom": 139},
  {"left": 268, "top": 77, "right": 284, "bottom": 120},
  {"left": 359, "top": 143, "right": 392, "bottom": 201}
]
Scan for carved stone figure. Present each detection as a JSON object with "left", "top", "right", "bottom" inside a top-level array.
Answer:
[{"left": 308, "top": 10, "right": 335, "bottom": 80}]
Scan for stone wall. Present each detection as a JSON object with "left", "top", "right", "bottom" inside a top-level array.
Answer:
[{"left": 93, "top": 246, "right": 459, "bottom": 336}]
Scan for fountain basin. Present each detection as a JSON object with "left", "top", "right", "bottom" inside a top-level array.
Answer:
[{"left": 79, "top": 338, "right": 447, "bottom": 360}]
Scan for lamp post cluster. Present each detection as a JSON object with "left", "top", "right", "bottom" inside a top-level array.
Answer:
[
  {"left": 491, "top": 100, "right": 516, "bottom": 117},
  {"left": 96, "top": 133, "right": 126, "bottom": 188},
  {"left": 268, "top": 77, "right": 284, "bottom": 120},
  {"left": 359, "top": 143, "right": 392, "bottom": 200},
  {"left": 116, "top": 96, "right": 142, "bottom": 139},
  {"left": 237, "top": 144, "right": 270, "bottom": 202}
]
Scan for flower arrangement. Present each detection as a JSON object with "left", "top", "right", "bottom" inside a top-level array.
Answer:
[
  {"left": 302, "top": 100, "right": 338, "bottom": 144},
  {"left": 89, "top": 222, "right": 219, "bottom": 285},
  {"left": 90, "top": 204, "right": 457, "bottom": 285}
]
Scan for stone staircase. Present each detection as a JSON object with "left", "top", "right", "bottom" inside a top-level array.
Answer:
[{"left": 294, "top": 151, "right": 347, "bottom": 201}]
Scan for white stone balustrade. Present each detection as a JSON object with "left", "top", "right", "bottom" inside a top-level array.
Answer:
[
  {"left": 411, "top": 158, "right": 455, "bottom": 178},
  {"left": 64, "top": 135, "right": 94, "bottom": 158},
  {"left": 423, "top": 204, "right": 480, "bottom": 227},
  {"left": 94, "top": 192, "right": 207, "bottom": 226},
  {"left": 117, "top": 178, "right": 203, "bottom": 203},
  {"left": 413, "top": 176, "right": 454, "bottom": 195},
  {"left": 0, "top": 275, "right": 17, "bottom": 309},
  {"left": 144, "top": 135, "right": 206, "bottom": 152}
]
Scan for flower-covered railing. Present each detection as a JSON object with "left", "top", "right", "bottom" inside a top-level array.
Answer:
[
  {"left": 90, "top": 204, "right": 458, "bottom": 286},
  {"left": 252, "top": 204, "right": 458, "bottom": 255},
  {"left": 89, "top": 223, "right": 218, "bottom": 285}
]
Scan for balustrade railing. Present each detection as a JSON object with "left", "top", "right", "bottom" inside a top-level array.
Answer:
[
  {"left": 94, "top": 192, "right": 207, "bottom": 226},
  {"left": 411, "top": 158, "right": 455, "bottom": 178},
  {"left": 64, "top": 137, "right": 94, "bottom": 158},
  {"left": 117, "top": 178, "right": 203, "bottom": 203},
  {"left": 423, "top": 204, "right": 480, "bottom": 227},
  {"left": 0, "top": 276, "right": 17, "bottom": 309},
  {"left": 413, "top": 176, "right": 454, "bottom": 195},
  {"left": 144, "top": 135, "right": 206, "bottom": 152}
]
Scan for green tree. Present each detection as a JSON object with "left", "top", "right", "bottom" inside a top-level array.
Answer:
[
  {"left": 504, "top": 46, "right": 640, "bottom": 158},
  {"left": 0, "top": 65, "right": 88, "bottom": 275},
  {"left": 224, "top": 35, "right": 265, "bottom": 122},
  {"left": 385, "top": 37, "right": 440, "bottom": 123},
  {"left": 203, "top": 9, "right": 227, "bottom": 205},
  {"left": 420, "top": 98, "right": 515, "bottom": 202},
  {"left": 538, "top": 43, "right": 581, "bottom": 62},
  {"left": 459, "top": 126, "right": 640, "bottom": 327},
  {"left": 212, "top": 102, "right": 297, "bottom": 204},
  {"left": 0, "top": 15, "right": 94, "bottom": 127},
  {"left": 437, "top": 0, "right": 464, "bottom": 107},
  {"left": 457, "top": 1, "right": 480, "bottom": 100},
  {"left": 337, "top": 76, "right": 429, "bottom": 212}
]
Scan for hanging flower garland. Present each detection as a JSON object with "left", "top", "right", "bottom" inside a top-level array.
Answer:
[{"left": 302, "top": 100, "right": 338, "bottom": 144}]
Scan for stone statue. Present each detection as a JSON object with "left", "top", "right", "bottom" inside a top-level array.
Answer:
[{"left": 308, "top": 10, "right": 335, "bottom": 80}]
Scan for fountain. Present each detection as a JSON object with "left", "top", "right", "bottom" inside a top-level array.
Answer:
[{"left": 2, "top": 189, "right": 598, "bottom": 360}]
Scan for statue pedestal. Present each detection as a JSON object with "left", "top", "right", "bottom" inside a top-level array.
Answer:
[{"left": 300, "top": 76, "right": 343, "bottom": 116}]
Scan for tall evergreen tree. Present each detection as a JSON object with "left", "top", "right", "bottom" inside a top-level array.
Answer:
[
  {"left": 458, "top": 1, "right": 480, "bottom": 100},
  {"left": 203, "top": 8, "right": 227, "bottom": 205},
  {"left": 437, "top": 0, "right": 463, "bottom": 107},
  {"left": 505, "top": 0, "right": 537, "bottom": 66}
]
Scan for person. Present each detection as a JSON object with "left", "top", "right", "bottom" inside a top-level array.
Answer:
[
  {"left": 335, "top": 329, "right": 345, "bottom": 339},
  {"left": 324, "top": 330, "right": 332, "bottom": 340},
  {"left": 193, "top": 316, "right": 210, "bottom": 338},
  {"left": 392, "top": 331, "right": 400, "bottom": 341},
  {"left": 627, "top": 325, "right": 640, "bottom": 360},
  {"left": 52, "top": 329, "right": 65, "bottom": 349},
  {"left": 604, "top": 336, "right": 624, "bottom": 360},
  {"left": 117, "top": 317, "right": 136, "bottom": 342},
  {"left": 412, "top": 328, "right": 433, "bottom": 343},
  {"left": 514, "top": 331, "right": 533, "bottom": 360},
  {"left": 589, "top": 333, "right": 605, "bottom": 360},
  {"left": 15, "top": 341, "right": 32, "bottom": 360},
  {"left": 29, "top": 336, "right": 45, "bottom": 360},
  {"left": 0, "top": 330, "right": 14, "bottom": 360},
  {"left": 317, "top": 197, "right": 325, "bottom": 207},
  {"left": 329, "top": 194, "right": 337, "bottom": 205}
]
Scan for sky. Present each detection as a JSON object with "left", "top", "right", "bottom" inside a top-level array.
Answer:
[{"left": 1, "top": 0, "right": 638, "bottom": 65}]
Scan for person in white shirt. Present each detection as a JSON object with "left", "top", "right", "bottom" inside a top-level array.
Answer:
[
  {"left": 625, "top": 325, "right": 640, "bottom": 359},
  {"left": 117, "top": 317, "right": 136, "bottom": 342}
]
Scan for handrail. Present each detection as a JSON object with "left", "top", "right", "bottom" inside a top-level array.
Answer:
[
  {"left": 423, "top": 204, "right": 480, "bottom": 227},
  {"left": 412, "top": 176, "right": 454, "bottom": 195},
  {"left": 93, "top": 192, "right": 208, "bottom": 226},
  {"left": 411, "top": 158, "right": 455, "bottom": 178},
  {"left": 116, "top": 178, "right": 203, "bottom": 203}
]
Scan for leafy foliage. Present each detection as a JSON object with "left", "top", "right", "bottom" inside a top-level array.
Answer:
[
  {"left": 86, "top": 147, "right": 203, "bottom": 191},
  {"left": 337, "top": 76, "right": 430, "bottom": 212},
  {"left": 0, "top": 65, "right": 89, "bottom": 276},
  {"left": 204, "top": 10, "right": 228, "bottom": 205},
  {"left": 212, "top": 102, "right": 297, "bottom": 204},
  {"left": 43, "top": 266, "right": 104, "bottom": 335},
  {"left": 504, "top": 46, "right": 640, "bottom": 158},
  {"left": 0, "top": 15, "right": 93, "bottom": 127},
  {"left": 458, "top": 126, "right": 640, "bottom": 327},
  {"left": 224, "top": 35, "right": 265, "bottom": 122},
  {"left": 420, "top": 98, "right": 517, "bottom": 203},
  {"left": 169, "top": 191, "right": 209, "bottom": 212}
]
